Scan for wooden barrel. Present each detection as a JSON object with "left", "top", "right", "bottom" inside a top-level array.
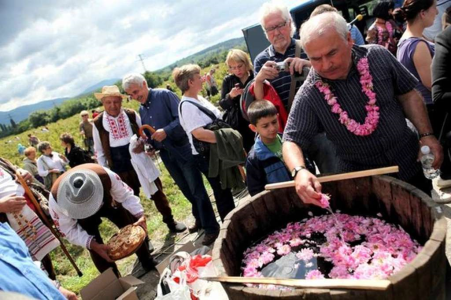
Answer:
[{"left": 212, "top": 176, "right": 447, "bottom": 299}]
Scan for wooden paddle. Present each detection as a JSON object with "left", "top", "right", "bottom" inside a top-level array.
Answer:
[
  {"left": 202, "top": 276, "right": 391, "bottom": 291},
  {"left": 265, "top": 166, "right": 399, "bottom": 190}
]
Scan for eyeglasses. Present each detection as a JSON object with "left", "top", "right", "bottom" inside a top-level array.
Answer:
[
  {"left": 264, "top": 21, "right": 288, "bottom": 33},
  {"left": 228, "top": 63, "right": 244, "bottom": 71}
]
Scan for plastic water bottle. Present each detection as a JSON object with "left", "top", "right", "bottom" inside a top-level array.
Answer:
[{"left": 420, "top": 146, "right": 440, "bottom": 179}]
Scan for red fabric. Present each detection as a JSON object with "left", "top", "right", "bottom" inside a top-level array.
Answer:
[
  {"left": 92, "top": 112, "right": 99, "bottom": 118},
  {"left": 23, "top": 192, "right": 37, "bottom": 213},
  {"left": 249, "top": 81, "right": 288, "bottom": 133}
]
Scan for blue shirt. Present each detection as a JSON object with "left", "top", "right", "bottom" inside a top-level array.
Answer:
[
  {"left": 0, "top": 223, "right": 65, "bottom": 300},
  {"left": 139, "top": 88, "right": 192, "bottom": 160},
  {"left": 350, "top": 25, "right": 365, "bottom": 46},
  {"left": 254, "top": 39, "right": 308, "bottom": 107}
]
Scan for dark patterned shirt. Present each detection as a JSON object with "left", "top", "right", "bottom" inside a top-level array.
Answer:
[
  {"left": 254, "top": 39, "right": 308, "bottom": 107},
  {"left": 283, "top": 45, "right": 421, "bottom": 180}
]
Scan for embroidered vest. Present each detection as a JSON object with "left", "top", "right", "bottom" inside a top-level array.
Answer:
[
  {"left": 51, "top": 163, "right": 113, "bottom": 208},
  {"left": 93, "top": 109, "right": 139, "bottom": 169}
]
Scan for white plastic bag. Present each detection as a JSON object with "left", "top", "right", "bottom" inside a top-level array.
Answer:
[{"left": 156, "top": 269, "right": 191, "bottom": 300}]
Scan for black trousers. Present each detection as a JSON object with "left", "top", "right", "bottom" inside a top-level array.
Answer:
[{"left": 78, "top": 203, "right": 152, "bottom": 276}]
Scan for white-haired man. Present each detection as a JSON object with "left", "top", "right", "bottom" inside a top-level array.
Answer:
[
  {"left": 253, "top": 1, "right": 311, "bottom": 107},
  {"left": 122, "top": 74, "right": 221, "bottom": 246},
  {"left": 283, "top": 12, "right": 443, "bottom": 206},
  {"left": 254, "top": 1, "right": 338, "bottom": 175}
]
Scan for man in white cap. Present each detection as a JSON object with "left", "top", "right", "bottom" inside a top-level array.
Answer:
[
  {"left": 92, "top": 85, "right": 186, "bottom": 233},
  {"left": 49, "top": 163, "right": 156, "bottom": 276}
]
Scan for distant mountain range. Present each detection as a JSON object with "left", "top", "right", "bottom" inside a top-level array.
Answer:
[
  {"left": 79, "top": 78, "right": 121, "bottom": 95},
  {"left": 0, "top": 37, "right": 245, "bottom": 125},
  {"left": 156, "top": 37, "right": 245, "bottom": 74},
  {"left": 0, "top": 97, "right": 70, "bottom": 125},
  {"left": 0, "top": 78, "right": 120, "bottom": 125}
]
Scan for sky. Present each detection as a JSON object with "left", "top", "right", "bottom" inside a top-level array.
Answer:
[{"left": 0, "top": 0, "right": 301, "bottom": 112}]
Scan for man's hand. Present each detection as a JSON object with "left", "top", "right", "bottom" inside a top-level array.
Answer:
[
  {"left": 59, "top": 154, "right": 68, "bottom": 162},
  {"left": 16, "top": 168, "right": 33, "bottom": 184},
  {"left": 0, "top": 194, "right": 27, "bottom": 214},
  {"left": 151, "top": 129, "right": 167, "bottom": 142},
  {"left": 90, "top": 240, "right": 113, "bottom": 262},
  {"left": 419, "top": 136, "right": 443, "bottom": 169},
  {"left": 132, "top": 140, "right": 145, "bottom": 154},
  {"left": 294, "top": 170, "right": 323, "bottom": 206},
  {"left": 134, "top": 215, "right": 148, "bottom": 235},
  {"left": 255, "top": 61, "right": 280, "bottom": 83},
  {"left": 285, "top": 57, "right": 311, "bottom": 75},
  {"left": 59, "top": 286, "right": 78, "bottom": 300}
]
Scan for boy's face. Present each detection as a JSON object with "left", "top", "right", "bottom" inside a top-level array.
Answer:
[{"left": 250, "top": 114, "right": 279, "bottom": 141}]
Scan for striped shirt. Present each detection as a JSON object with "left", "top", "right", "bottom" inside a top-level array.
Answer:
[
  {"left": 254, "top": 38, "right": 308, "bottom": 107},
  {"left": 283, "top": 45, "right": 421, "bottom": 181}
]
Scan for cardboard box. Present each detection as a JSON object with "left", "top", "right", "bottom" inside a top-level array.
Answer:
[
  {"left": 80, "top": 268, "right": 144, "bottom": 300},
  {"left": 156, "top": 241, "right": 197, "bottom": 274}
]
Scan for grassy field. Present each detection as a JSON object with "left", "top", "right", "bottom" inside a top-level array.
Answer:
[{"left": 0, "top": 62, "right": 228, "bottom": 294}]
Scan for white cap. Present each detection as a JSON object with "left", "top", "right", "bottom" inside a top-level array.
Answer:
[{"left": 421, "top": 146, "right": 431, "bottom": 155}]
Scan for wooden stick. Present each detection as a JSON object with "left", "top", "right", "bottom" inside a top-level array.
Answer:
[
  {"left": 265, "top": 166, "right": 399, "bottom": 190},
  {"left": 202, "top": 276, "right": 391, "bottom": 291},
  {"left": 139, "top": 124, "right": 156, "bottom": 137},
  {"left": 16, "top": 171, "right": 83, "bottom": 277}
]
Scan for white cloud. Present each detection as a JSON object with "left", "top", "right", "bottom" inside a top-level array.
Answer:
[{"left": 0, "top": 0, "right": 301, "bottom": 112}]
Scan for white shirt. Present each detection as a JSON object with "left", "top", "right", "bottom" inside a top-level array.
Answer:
[
  {"left": 36, "top": 152, "right": 67, "bottom": 177},
  {"left": 92, "top": 109, "right": 142, "bottom": 167},
  {"left": 0, "top": 167, "right": 24, "bottom": 198},
  {"left": 178, "top": 95, "right": 221, "bottom": 155},
  {"left": 48, "top": 166, "right": 144, "bottom": 249}
]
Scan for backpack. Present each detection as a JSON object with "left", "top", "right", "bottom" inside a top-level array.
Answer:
[{"left": 240, "top": 79, "right": 288, "bottom": 133}]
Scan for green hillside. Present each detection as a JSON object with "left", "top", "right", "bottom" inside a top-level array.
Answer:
[{"left": 0, "top": 61, "right": 231, "bottom": 295}]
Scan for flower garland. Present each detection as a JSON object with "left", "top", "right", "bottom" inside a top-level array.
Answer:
[{"left": 315, "top": 57, "right": 380, "bottom": 136}]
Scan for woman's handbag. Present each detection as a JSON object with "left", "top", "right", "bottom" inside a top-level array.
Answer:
[
  {"left": 180, "top": 101, "right": 230, "bottom": 156},
  {"left": 223, "top": 104, "right": 240, "bottom": 129}
]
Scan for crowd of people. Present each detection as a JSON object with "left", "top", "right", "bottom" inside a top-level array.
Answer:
[{"left": 1, "top": 0, "right": 451, "bottom": 298}]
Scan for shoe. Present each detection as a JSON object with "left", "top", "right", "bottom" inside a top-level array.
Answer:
[
  {"left": 188, "top": 220, "right": 202, "bottom": 233},
  {"left": 141, "top": 257, "right": 158, "bottom": 272},
  {"left": 202, "top": 231, "right": 219, "bottom": 246},
  {"left": 167, "top": 221, "right": 187, "bottom": 233}
]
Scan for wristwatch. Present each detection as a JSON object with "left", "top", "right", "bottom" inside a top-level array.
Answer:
[{"left": 291, "top": 166, "right": 307, "bottom": 178}]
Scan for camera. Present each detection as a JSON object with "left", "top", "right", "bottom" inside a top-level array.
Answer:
[{"left": 274, "top": 61, "right": 286, "bottom": 72}]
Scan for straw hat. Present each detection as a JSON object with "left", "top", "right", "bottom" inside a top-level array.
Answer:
[
  {"left": 94, "top": 85, "right": 128, "bottom": 101},
  {"left": 57, "top": 170, "right": 104, "bottom": 219}
]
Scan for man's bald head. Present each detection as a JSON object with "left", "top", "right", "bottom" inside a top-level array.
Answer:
[{"left": 300, "top": 12, "right": 348, "bottom": 49}]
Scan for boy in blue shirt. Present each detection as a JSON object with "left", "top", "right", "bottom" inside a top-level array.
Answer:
[{"left": 245, "top": 100, "right": 292, "bottom": 196}]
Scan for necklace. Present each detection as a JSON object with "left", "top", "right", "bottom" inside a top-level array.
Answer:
[
  {"left": 13, "top": 212, "right": 37, "bottom": 241},
  {"left": 315, "top": 57, "right": 380, "bottom": 136}
]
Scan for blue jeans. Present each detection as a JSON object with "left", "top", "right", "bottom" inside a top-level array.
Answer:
[
  {"left": 194, "top": 154, "right": 235, "bottom": 221},
  {"left": 159, "top": 148, "right": 219, "bottom": 234}
]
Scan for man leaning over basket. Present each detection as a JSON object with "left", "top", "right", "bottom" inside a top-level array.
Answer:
[{"left": 49, "top": 163, "right": 157, "bottom": 276}]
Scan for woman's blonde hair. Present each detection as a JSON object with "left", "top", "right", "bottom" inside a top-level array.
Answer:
[
  {"left": 172, "top": 64, "right": 201, "bottom": 93},
  {"left": 225, "top": 49, "right": 253, "bottom": 73}
]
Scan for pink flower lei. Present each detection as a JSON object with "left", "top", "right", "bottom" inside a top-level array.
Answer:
[{"left": 315, "top": 57, "right": 380, "bottom": 136}]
